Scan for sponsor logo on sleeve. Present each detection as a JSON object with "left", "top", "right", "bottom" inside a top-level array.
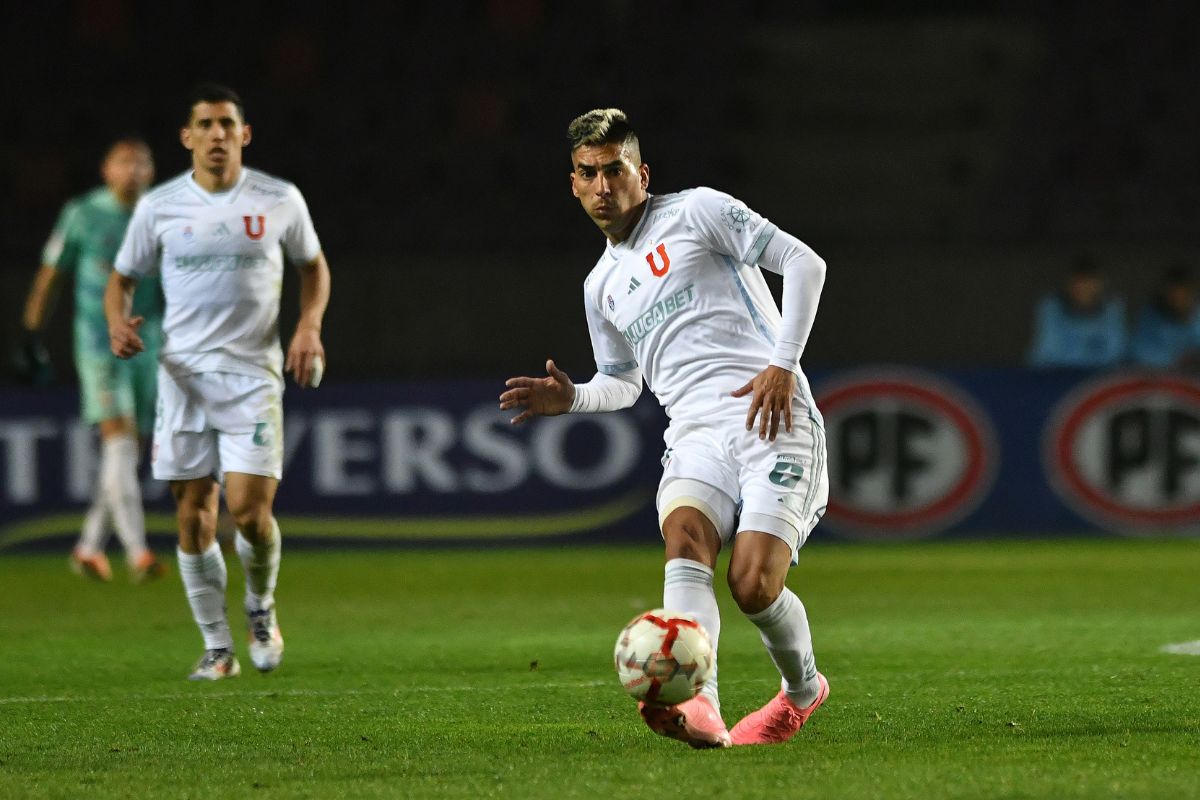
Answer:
[{"left": 720, "top": 201, "right": 751, "bottom": 233}]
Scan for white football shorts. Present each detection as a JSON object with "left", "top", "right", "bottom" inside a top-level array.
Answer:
[
  {"left": 151, "top": 368, "right": 284, "bottom": 482},
  {"left": 656, "top": 393, "right": 828, "bottom": 560}
]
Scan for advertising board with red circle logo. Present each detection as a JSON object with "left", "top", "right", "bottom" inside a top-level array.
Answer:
[
  {"left": 814, "top": 369, "right": 997, "bottom": 539},
  {"left": 1045, "top": 373, "right": 1200, "bottom": 533}
]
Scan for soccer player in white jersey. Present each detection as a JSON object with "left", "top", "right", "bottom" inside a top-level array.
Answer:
[
  {"left": 105, "top": 83, "right": 331, "bottom": 681},
  {"left": 501, "top": 109, "right": 829, "bottom": 747}
]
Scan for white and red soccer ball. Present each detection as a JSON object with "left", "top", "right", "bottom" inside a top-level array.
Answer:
[{"left": 613, "top": 609, "right": 715, "bottom": 705}]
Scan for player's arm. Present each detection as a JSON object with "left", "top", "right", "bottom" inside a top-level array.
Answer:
[
  {"left": 500, "top": 360, "right": 642, "bottom": 424},
  {"left": 14, "top": 264, "right": 61, "bottom": 381},
  {"left": 286, "top": 252, "right": 330, "bottom": 388},
  {"left": 501, "top": 285, "right": 642, "bottom": 424},
  {"left": 105, "top": 271, "right": 144, "bottom": 359},
  {"left": 731, "top": 228, "right": 827, "bottom": 440}
]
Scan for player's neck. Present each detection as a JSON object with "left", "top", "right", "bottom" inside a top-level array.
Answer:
[
  {"left": 192, "top": 162, "right": 243, "bottom": 194},
  {"left": 604, "top": 198, "right": 649, "bottom": 245},
  {"left": 108, "top": 187, "right": 139, "bottom": 210}
]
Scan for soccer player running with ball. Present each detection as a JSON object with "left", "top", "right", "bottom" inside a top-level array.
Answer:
[
  {"left": 501, "top": 109, "right": 829, "bottom": 747},
  {"left": 105, "top": 83, "right": 331, "bottom": 680},
  {"left": 19, "top": 138, "right": 167, "bottom": 583}
]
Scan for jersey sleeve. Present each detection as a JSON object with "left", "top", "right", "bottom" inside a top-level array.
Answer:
[
  {"left": 41, "top": 201, "right": 83, "bottom": 274},
  {"left": 683, "top": 186, "right": 778, "bottom": 266},
  {"left": 583, "top": 280, "right": 638, "bottom": 374},
  {"left": 114, "top": 197, "right": 159, "bottom": 278},
  {"left": 281, "top": 185, "right": 322, "bottom": 264}
]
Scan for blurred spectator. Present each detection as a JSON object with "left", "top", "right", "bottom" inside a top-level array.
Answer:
[
  {"left": 1027, "top": 256, "right": 1126, "bottom": 368},
  {"left": 1129, "top": 264, "right": 1200, "bottom": 368}
]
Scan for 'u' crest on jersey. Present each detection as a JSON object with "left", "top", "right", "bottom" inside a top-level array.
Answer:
[
  {"left": 646, "top": 243, "right": 670, "bottom": 277},
  {"left": 243, "top": 215, "right": 265, "bottom": 240}
]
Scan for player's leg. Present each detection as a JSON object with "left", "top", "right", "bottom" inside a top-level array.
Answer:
[
  {"left": 70, "top": 353, "right": 115, "bottom": 580},
  {"left": 124, "top": 346, "right": 166, "bottom": 582},
  {"left": 172, "top": 475, "right": 239, "bottom": 679},
  {"left": 659, "top": 479, "right": 734, "bottom": 712},
  {"left": 215, "top": 374, "right": 286, "bottom": 673},
  {"left": 727, "top": 419, "right": 830, "bottom": 745},
  {"left": 154, "top": 368, "right": 238, "bottom": 679},
  {"left": 638, "top": 439, "right": 740, "bottom": 749},
  {"left": 224, "top": 472, "right": 284, "bottom": 673},
  {"left": 97, "top": 414, "right": 162, "bottom": 582}
]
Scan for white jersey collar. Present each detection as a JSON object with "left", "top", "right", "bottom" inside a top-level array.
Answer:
[{"left": 186, "top": 167, "right": 250, "bottom": 205}]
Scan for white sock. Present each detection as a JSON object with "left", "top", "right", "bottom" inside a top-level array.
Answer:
[
  {"left": 663, "top": 558, "right": 722, "bottom": 712},
  {"left": 100, "top": 435, "right": 147, "bottom": 560},
  {"left": 76, "top": 490, "right": 109, "bottom": 557},
  {"left": 177, "top": 542, "right": 233, "bottom": 650},
  {"left": 235, "top": 518, "right": 280, "bottom": 613},
  {"left": 745, "top": 588, "right": 820, "bottom": 708}
]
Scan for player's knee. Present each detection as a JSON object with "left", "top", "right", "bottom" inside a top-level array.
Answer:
[
  {"left": 727, "top": 566, "right": 784, "bottom": 615},
  {"left": 662, "top": 510, "right": 719, "bottom": 565},
  {"left": 229, "top": 504, "right": 272, "bottom": 541}
]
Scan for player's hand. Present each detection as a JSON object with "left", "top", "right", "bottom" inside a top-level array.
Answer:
[
  {"left": 286, "top": 324, "right": 325, "bottom": 388},
  {"left": 12, "top": 329, "right": 53, "bottom": 385},
  {"left": 731, "top": 365, "right": 796, "bottom": 441},
  {"left": 108, "top": 316, "right": 145, "bottom": 360},
  {"left": 500, "top": 359, "right": 575, "bottom": 425}
]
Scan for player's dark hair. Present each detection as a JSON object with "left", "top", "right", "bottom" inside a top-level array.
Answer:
[
  {"left": 185, "top": 82, "right": 245, "bottom": 124},
  {"left": 567, "top": 108, "right": 641, "bottom": 164},
  {"left": 105, "top": 136, "right": 152, "bottom": 161}
]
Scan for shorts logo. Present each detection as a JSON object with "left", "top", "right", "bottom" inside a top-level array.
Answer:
[
  {"left": 646, "top": 243, "right": 670, "bottom": 277},
  {"left": 182, "top": 225, "right": 194, "bottom": 243},
  {"left": 769, "top": 457, "right": 805, "bottom": 489},
  {"left": 607, "top": 294, "right": 615, "bottom": 311},
  {"left": 252, "top": 421, "right": 271, "bottom": 447},
  {"left": 816, "top": 369, "right": 996, "bottom": 540},
  {"left": 1046, "top": 374, "right": 1200, "bottom": 532},
  {"left": 244, "top": 215, "right": 265, "bottom": 240}
]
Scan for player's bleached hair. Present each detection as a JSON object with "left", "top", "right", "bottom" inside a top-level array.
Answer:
[
  {"left": 567, "top": 108, "right": 641, "bottom": 164},
  {"left": 185, "top": 82, "right": 246, "bottom": 124}
]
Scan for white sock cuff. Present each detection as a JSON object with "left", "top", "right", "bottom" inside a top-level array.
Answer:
[
  {"left": 178, "top": 542, "right": 223, "bottom": 572},
  {"left": 664, "top": 558, "right": 714, "bottom": 586},
  {"left": 101, "top": 433, "right": 138, "bottom": 458},
  {"left": 746, "top": 586, "right": 797, "bottom": 627}
]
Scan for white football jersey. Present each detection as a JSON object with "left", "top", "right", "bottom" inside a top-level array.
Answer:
[
  {"left": 582, "top": 187, "right": 821, "bottom": 424},
  {"left": 115, "top": 168, "right": 321, "bottom": 381}
]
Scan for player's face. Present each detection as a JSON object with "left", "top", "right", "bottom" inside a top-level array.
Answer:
[
  {"left": 181, "top": 101, "right": 251, "bottom": 172},
  {"left": 570, "top": 142, "right": 649, "bottom": 241},
  {"left": 101, "top": 143, "right": 154, "bottom": 202}
]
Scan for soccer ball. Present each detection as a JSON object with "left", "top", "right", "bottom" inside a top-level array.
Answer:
[{"left": 613, "top": 609, "right": 715, "bottom": 706}]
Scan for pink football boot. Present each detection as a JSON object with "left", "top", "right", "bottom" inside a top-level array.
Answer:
[
  {"left": 639, "top": 694, "right": 732, "bottom": 749},
  {"left": 730, "top": 673, "right": 829, "bottom": 745}
]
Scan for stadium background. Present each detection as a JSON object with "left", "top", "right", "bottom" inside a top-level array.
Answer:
[{"left": 2, "top": 1, "right": 1199, "bottom": 543}]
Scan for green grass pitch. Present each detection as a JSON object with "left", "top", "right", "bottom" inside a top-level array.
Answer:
[{"left": 1, "top": 538, "right": 1197, "bottom": 799}]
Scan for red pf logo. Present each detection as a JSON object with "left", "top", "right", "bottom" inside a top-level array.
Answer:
[
  {"left": 243, "top": 215, "right": 265, "bottom": 240},
  {"left": 646, "top": 243, "right": 670, "bottom": 277}
]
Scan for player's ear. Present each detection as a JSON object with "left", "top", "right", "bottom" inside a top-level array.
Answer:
[
  {"left": 639, "top": 162, "right": 650, "bottom": 190},
  {"left": 180, "top": 127, "right": 193, "bottom": 151},
  {"left": 242, "top": 124, "right": 252, "bottom": 147},
  {"left": 569, "top": 172, "right": 580, "bottom": 198}
]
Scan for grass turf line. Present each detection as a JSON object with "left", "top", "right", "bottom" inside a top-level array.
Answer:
[{"left": 0, "top": 539, "right": 1197, "bottom": 799}]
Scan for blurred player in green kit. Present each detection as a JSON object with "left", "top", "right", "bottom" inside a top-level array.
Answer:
[{"left": 19, "top": 138, "right": 167, "bottom": 582}]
